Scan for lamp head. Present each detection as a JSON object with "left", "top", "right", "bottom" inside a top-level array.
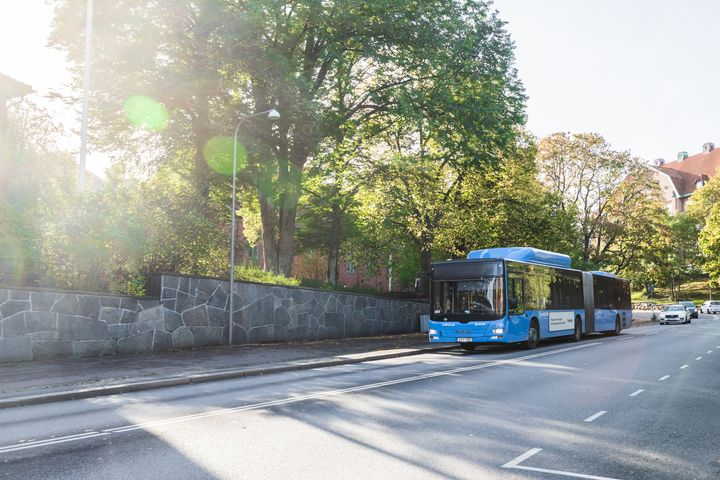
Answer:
[{"left": 267, "top": 109, "right": 280, "bottom": 120}]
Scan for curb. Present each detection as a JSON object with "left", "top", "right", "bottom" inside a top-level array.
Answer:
[{"left": 0, "top": 345, "right": 456, "bottom": 410}]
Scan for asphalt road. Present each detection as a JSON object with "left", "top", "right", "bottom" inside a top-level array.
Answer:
[{"left": 1, "top": 315, "right": 718, "bottom": 480}]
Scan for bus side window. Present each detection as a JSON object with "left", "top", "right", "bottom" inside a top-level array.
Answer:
[{"left": 508, "top": 275, "right": 525, "bottom": 315}]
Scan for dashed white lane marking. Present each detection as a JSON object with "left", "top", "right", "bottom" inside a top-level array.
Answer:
[
  {"left": 645, "top": 331, "right": 659, "bottom": 336},
  {"left": 696, "top": 356, "right": 703, "bottom": 360},
  {"left": 502, "top": 448, "right": 621, "bottom": 480},
  {"left": 584, "top": 410, "right": 607, "bottom": 422},
  {"left": 0, "top": 342, "right": 602, "bottom": 455},
  {"left": 708, "top": 350, "right": 713, "bottom": 354},
  {"left": 659, "top": 375, "right": 670, "bottom": 381},
  {"left": 616, "top": 336, "right": 633, "bottom": 341},
  {"left": 629, "top": 389, "right": 644, "bottom": 397},
  {"left": 680, "top": 364, "right": 689, "bottom": 369}
]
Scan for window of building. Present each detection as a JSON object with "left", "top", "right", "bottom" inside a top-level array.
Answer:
[{"left": 346, "top": 261, "right": 356, "bottom": 273}]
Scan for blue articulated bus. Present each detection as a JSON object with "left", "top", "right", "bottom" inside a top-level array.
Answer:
[{"left": 428, "top": 247, "right": 632, "bottom": 350}]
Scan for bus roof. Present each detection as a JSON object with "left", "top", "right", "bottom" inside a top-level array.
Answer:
[
  {"left": 591, "top": 270, "right": 620, "bottom": 279},
  {"left": 466, "top": 247, "right": 571, "bottom": 269}
]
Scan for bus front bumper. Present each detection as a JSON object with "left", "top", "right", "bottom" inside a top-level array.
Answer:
[{"left": 428, "top": 328, "right": 509, "bottom": 344}]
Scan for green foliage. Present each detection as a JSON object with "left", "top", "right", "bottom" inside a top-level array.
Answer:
[{"left": 234, "top": 266, "right": 300, "bottom": 287}]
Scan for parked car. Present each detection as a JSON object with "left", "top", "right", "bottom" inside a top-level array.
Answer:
[
  {"left": 658, "top": 304, "right": 690, "bottom": 324},
  {"left": 700, "top": 300, "right": 720, "bottom": 314},
  {"left": 679, "top": 301, "right": 698, "bottom": 319}
]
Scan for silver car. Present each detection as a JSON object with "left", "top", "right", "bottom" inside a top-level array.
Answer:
[{"left": 659, "top": 304, "right": 690, "bottom": 325}]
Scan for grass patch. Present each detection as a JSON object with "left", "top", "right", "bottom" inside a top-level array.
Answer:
[
  {"left": 631, "top": 279, "right": 715, "bottom": 304},
  {"left": 233, "top": 266, "right": 301, "bottom": 287}
]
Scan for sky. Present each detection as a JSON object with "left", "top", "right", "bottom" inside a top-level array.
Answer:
[{"left": 1, "top": 0, "right": 719, "bottom": 177}]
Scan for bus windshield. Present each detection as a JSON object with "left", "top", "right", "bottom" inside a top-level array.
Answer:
[{"left": 432, "top": 277, "right": 505, "bottom": 320}]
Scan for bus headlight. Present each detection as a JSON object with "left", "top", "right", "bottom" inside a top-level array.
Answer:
[
  {"left": 429, "top": 329, "right": 438, "bottom": 335},
  {"left": 492, "top": 328, "right": 504, "bottom": 335}
]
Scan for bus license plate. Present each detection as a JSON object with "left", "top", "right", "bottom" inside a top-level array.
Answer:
[{"left": 457, "top": 337, "right": 473, "bottom": 342}]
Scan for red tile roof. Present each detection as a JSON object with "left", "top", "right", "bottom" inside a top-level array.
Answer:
[{"left": 656, "top": 147, "right": 720, "bottom": 196}]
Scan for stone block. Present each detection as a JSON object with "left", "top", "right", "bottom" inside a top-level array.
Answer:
[
  {"left": 182, "top": 305, "right": 208, "bottom": 326},
  {"left": 160, "top": 299, "right": 175, "bottom": 310},
  {"left": 197, "top": 278, "right": 220, "bottom": 295},
  {"left": 249, "top": 324, "right": 274, "bottom": 343},
  {"left": 291, "top": 288, "right": 314, "bottom": 305},
  {"left": 161, "top": 288, "right": 177, "bottom": 300},
  {"left": 189, "top": 278, "right": 199, "bottom": 295},
  {"left": 25, "top": 311, "right": 58, "bottom": 332},
  {"left": 52, "top": 294, "right": 80, "bottom": 315},
  {"left": 30, "top": 291, "right": 57, "bottom": 311},
  {"left": 250, "top": 295, "right": 276, "bottom": 328},
  {"left": 207, "top": 286, "right": 227, "bottom": 309},
  {"left": 0, "top": 300, "right": 29, "bottom": 319},
  {"left": 9, "top": 290, "right": 30, "bottom": 301},
  {"left": 120, "top": 310, "right": 138, "bottom": 324},
  {"left": 74, "top": 340, "right": 116, "bottom": 357},
  {"left": 58, "top": 315, "right": 109, "bottom": 341},
  {"left": 162, "top": 275, "right": 179, "bottom": 290},
  {"left": 153, "top": 330, "right": 173, "bottom": 351},
  {"left": 189, "top": 327, "right": 223, "bottom": 347},
  {"left": 354, "top": 296, "right": 367, "bottom": 309},
  {"left": 324, "top": 296, "right": 340, "bottom": 313},
  {"left": 117, "top": 331, "right": 154, "bottom": 354},
  {"left": 0, "top": 336, "right": 32, "bottom": 362},
  {"left": 274, "top": 307, "right": 291, "bottom": 327},
  {"left": 99, "top": 307, "right": 123, "bottom": 325},
  {"left": 120, "top": 297, "right": 139, "bottom": 312},
  {"left": 30, "top": 330, "right": 59, "bottom": 341},
  {"left": 175, "top": 291, "right": 196, "bottom": 313},
  {"left": 196, "top": 291, "right": 210, "bottom": 305},
  {"left": 77, "top": 296, "right": 101, "bottom": 320},
  {"left": 100, "top": 296, "right": 121, "bottom": 308},
  {"left": 177, "top": 276, "right": 190, "bottom": 294},
  {"left": 108, "top": 323, "right": 138, "bottom": 340},
  {"left": 296, "top": 299, "right": 318, "bottom": 315},
  {"left": 139, "top": 299, "right": 160, "bottom": 311},
  {"left": 2, "top": 312, "right": 26, "bottom": 337},
  {"left": 324, "top": 312, "right": 343, "bottom": 328},
  {"left": 32, "top": 340, "right": 73, "bottom": 358},
  {"left": 164, "top": 309, "right": 183, "bottom": 332},
  {"left": 172, "top": 326, "right": 194, "bottom": 349},
  {"left": 138, "top": 306, "right": 165, "bottom": 331},
  {"left": 223, "top": 324, "right": 248, "bottom": 345},
  {"left": 207, "top": 306, "right": 227, "bottom": 327}
]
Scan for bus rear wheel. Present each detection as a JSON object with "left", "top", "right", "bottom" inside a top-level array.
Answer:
[
  {"left": 571, "top": 317, "right": 582, "bottom": 342},
  {"left": 460, "top": 343, "right": 476, "bottom": 351},
  {"left": 526, "top": 320, "right": 539, "bottom": 349}
]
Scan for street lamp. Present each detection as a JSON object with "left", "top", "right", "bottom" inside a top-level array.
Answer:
[{"left": 228, "top": 108, "right": 280, "bottom": 345}]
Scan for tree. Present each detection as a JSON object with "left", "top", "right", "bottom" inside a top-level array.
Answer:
[
  {"left": 50, "top": 0, "right": 526, "bottom": 276},
  {"left": 537, "top": 132, "right": 652, "bottom": 267}
]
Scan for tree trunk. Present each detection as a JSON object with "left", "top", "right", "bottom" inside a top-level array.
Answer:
[
  {"left": 327, "top": 244, "right": 339, "bottom": 285},
  {"left": 259, "top": 190, "right": 279, "bottom": 273}
]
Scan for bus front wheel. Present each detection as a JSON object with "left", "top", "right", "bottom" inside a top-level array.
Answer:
[{"left": 526, "top": 320, "right": 539, "bottom": 349}]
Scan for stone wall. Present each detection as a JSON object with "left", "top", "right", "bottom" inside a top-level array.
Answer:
[
  {"left": 0, "top": 288, "right": 158, "bottom": 362},
  {"left": 155, "top": 274, "right": 427, "bottom": 345},
  {"left": 0, "top": 276, "right": 427, "bottom": 362}
]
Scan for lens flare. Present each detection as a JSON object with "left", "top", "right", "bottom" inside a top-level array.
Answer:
[
  {"left": 204, "top": 136, "right": 247, "bottom": 176},
  {"left": 123, "top": 95, "right": 169, "bottom": 131}
]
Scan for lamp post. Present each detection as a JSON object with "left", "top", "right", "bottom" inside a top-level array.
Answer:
[
  {"left": 78, "top": 0, "right": 94, "bottom": 191},
  {"left": 228, "top": 108, "right": 280, "bottom": 345}
]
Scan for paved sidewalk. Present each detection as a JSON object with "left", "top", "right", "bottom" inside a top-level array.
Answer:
[{"left": 0, "top": 333, "right": 450, "bottom": 407}]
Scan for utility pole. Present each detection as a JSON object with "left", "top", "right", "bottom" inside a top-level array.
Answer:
[{"left": 78, "top": 0, "right": 93, "bottom": 191}]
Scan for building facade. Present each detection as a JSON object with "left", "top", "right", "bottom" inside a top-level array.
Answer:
[{"left": 650, "top": 142, "right": 720, "bottom": 214}]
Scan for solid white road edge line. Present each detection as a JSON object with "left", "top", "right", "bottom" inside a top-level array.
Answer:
[
  {"left": 658, "top": 375, "right": 670, "bottom": 381},
  {"left": 584, "top": 410, "right": 607, "bottom": 422},
  {"left": 0, "top": 342, "right": 602, "bottom": 454},
  {"left": 502, "top": 447, "right": 622, "bottom": 480},
  {"left": 629, "top": 389, "right": 644, "bottom": 397}
]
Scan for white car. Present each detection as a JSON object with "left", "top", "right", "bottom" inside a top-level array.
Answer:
[
  {"left": 658, "top": 304, "right": 690, "bottom": 325},
  {"left": 700, "top": 300, "right": 720, "bottom": 314}
]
